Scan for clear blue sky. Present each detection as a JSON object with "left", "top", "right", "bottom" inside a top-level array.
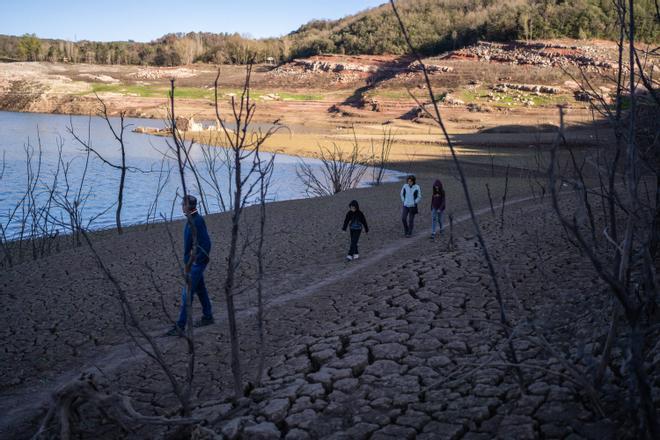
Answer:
[{"left": 0, "top": 0, "right": 387, "bottom": 42}]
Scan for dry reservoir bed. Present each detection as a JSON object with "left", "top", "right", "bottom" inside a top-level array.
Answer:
[{"left": 0, "top": 161, "right": 657, "bottom": 439}]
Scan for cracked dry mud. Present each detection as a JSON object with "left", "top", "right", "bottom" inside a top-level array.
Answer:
[
  {"left": 198, "top": 202, "right": 621, "bottom": 440},
  {"left": 1, "top": 161, "right": 657, "bottom": 439}
]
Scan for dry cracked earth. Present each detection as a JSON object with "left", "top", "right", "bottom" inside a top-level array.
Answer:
[
  {"left": 185, "top": 200, "right": 624, "bottom": 440},
  {"left": 1, "top": 161, "right": 658, "bottom": 439}
]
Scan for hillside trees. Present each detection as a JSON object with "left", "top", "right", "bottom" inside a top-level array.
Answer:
[
  {"left": 18, "top": 33, "right": 41, "bottom": 61},
  {"left": 289, "top": 0, "right": 659, "bottom": 57},
  {"left": 0, "top": 0, "right": 657, "bottom": 65}
]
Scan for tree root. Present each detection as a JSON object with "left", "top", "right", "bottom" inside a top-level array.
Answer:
[{"left": 32, "top": 373, "right": 200, "bottom": 440}]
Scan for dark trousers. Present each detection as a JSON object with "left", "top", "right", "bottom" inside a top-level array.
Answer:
[
  {"left": 349, "top": 228, "right": 362, "bottom": 255},
  {"left": 177, "top": 262, "right": 213, "bottom": 328},
  {"left": 402, "top": 206, "right": 417, "bottom": 235}
]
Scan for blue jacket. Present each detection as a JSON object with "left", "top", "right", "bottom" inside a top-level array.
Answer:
[{"left": 183, "top": 212, "right": 211, "bottom": 265}]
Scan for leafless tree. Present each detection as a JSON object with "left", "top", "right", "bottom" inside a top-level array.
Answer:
[
  {"left": 485, "top": 183, "right": 495, "bottom": 216},
  {"left": 0, "top": 135, "right": 65, "bottom": 267},
  {"left": 166, "top": 78, "right": 201, "bottom": 415},
  {"left": 212, "top": 64, "right": 284, "bottom": 398},
  {"left": 32, "top": 225, "right": 201, "bottom": 438},
  {"left": 369, "top": 127, "right": 395, "bottom": 185},
  {"left": 297, "top": 139, "right": 368, "bottom": 197},
  {"left": 145, "top": 155, "right": 173, "bottom": 228},
  {"left": 500, "top": 165, "right": 510, "bottom": 229},
  {"left": 197, "top": 144, "right": 235, "bottom": 212},
  {"left": 0, "top": 140, "right": 41, "bottom": 266},
  {"left": 47, "top": 120, "right": 111, "bottom": 247},
  {"left": 28, "top": 64, "right": 288, "bottom": 438},
  {"left": 68, "top": 96, "right": 132, "bottom": 234},
  {"left": 0, "top": 121, "right": 118, "bottom": 267},
  {"left": 446, "top": 213, "right": 455, "bottom": 251},
  {"left": 33, "top": 106, "right": 203, "bottom": 435},
  {"left": 19, "top": 136, "right": 45, "bottom": 261},
  {"left": 0, "top": 150, "right": 10, "bottom": 266},
  {"left": 547, "top": 0, "right": 659, "bottom": 435},
  {"left": 254, "top": 151, "right": 275, "bottom": 386}
]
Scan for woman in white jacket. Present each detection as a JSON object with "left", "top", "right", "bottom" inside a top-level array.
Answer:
[{"left": 400, "top": 175, "right": 421, "bottom": 237}]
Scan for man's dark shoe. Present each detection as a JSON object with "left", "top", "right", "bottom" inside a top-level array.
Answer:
[
  {"left": 193, "top": 317, "right": 215, "bottom": 328},
  {"left": 165, "top": 325, "right": 184, "bottom": 337}
]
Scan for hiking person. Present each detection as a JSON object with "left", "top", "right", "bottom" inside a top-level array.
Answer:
[
  {"left": 166, "top": 194, "right": 214, "bottom": 336},
  {"left": 342, "top": 200, "right": 369, "bottom": 261},
  {"left": 430, "top": 179, "right": 446, "bottom": 240},
  {"left": 400, "top": 175, "right": 421, "bottom": 237}
]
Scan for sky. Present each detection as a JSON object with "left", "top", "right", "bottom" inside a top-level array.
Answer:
[{"left": 0, "top": 0, "right": 387, "bottom": 42}]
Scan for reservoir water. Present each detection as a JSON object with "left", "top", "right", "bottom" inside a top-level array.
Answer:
[{"left": 0, "top": 111, "right": 400, "bottom": 239}]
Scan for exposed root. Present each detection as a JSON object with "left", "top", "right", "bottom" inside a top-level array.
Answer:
[{"left": 32, "top": 373, "right": 200, "bottom": 440}]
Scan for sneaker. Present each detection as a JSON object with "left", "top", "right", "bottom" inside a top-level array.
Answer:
[
  {"left": 193, "top": 317, "right": 215, "bottom": 328},
  {"left": 165, "top": 325, "right": 184, "bottom": 337},
  {"left": 353, "top": 254, "right": 359, "bottom": 260},
  {"left": 431, "top": 234, "right": 435, "bottom": 240},
  {"left": 346, "top": 255, "right": 353, "bottom": 261}
]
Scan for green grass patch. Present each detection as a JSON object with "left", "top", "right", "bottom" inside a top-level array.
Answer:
[
  {"left": 459, "top": 87, "right": 572, "bottom": 108},
  {"left": 223, "top": 89, "right": 324, "bottom": 101},
  {"left": 371, "top": 89, "right": 419, "bottom": 100},
  {"left": 459, "top": 89, "right": 480, "bottom": 102},
  {"left": 90, "top": 83, "right": 216, "bottom": 99},
  {"left": 90, "top": 83, "right": 162, "bottom": 97},
  {"left": 172, "top": 87, "right": 214, "bottom": 99},
  {"left": 277, "top": 91, "right": 324, "bottom": 101},
  {"left": 89, "top": 83, "right": 323, "bottom": 101}
]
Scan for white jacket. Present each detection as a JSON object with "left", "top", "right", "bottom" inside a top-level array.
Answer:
[{"left": 401, "top": 184, "right": 421, "bottom": 207}]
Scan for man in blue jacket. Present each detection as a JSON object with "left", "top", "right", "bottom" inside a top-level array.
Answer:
[{"left": 166, "top": 194, "right": 214, "bottom": 336}]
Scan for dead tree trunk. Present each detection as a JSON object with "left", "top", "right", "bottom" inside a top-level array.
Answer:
[
  {"left": 255, "top": 153, "right": 275, "bottom": 386},
  {"left": 68, "top": 96, "right": 131, "bottom": 234},
  {"left": 212, "top": 64, "right": 283, "bottom": 399},
  {"left": 168, "top": 79, "right": 201, "bottom": 416}
]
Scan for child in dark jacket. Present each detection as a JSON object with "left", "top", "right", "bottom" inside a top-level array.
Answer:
[
  {"left": 431, "top": 179, "right": 445, "bottom": 239},
  {"left": 342, "top": 200, "right": 369, "bottom": 261}
]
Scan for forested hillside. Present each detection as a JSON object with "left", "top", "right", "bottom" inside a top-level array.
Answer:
[
  {"left": 287, "top": 0, "right": 659, "bottom": 57},
  {"left": 1, "top": 0, "right": 657, "bottom": 65}
]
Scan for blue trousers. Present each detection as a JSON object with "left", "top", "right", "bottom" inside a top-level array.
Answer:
[
  {"left": 177, "top": 262, "right": 213, "bottom": 328},
  {"left": 348, "top": 228, "right": 361, "bottom": 255},
  {"left": 431, "top": 208, "right": 444, "bottom": 234},
  {"left": 402, "top": 206, "right": 417, "bottom": 235}
]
